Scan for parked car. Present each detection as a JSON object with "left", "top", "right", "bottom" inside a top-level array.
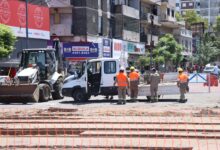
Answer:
[{"left": 203, "top": 64, "right": 220, "bottom": 75}]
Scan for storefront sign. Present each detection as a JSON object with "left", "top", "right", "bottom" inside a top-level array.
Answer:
[
  {"left": 102, "top": 39, "right": 111, "bottom": 58},
  {"left": 112, "top": 39, "right": 123, "bottom": 59},
  {"left": 63, "top": 42, "right": 99, "bottom": 58},
  {"left": 0, "top": 0, "right": 50, "bottom": 40}
]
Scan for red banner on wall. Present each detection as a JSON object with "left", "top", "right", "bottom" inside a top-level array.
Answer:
[{"left": 0, "top": 0, "right": 50, "bottom": 40}]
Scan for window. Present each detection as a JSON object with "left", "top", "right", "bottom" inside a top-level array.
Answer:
[
  {"left": 88, "top": 61, "right": 101, "bottom": 75},
  {"left": 182, "top": 3, "right": 186, "bottom": 8},
  {"left": 176, "top": 3, "right": 179, "bottom": 7},
  {"left": 172, "top": 10, "right": 175, "bottom": 17},
  {"left": 189, "top": 2, "right": 193, "bottom": 6},
  {"left": 167, "top": 8, "right": 170, "bottom": 16},
  {"left": 104, "top": 61, "right": 116, "bottom": 74}
]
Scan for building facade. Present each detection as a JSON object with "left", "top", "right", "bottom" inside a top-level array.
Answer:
[
  {"left": 200, "top": 0, "right": 220, "bottom": 25},
  {"left": 176, "top": 0, "right": 200, "bottom": 15},
  {"left": 173, "top": 27, "right": 193, "bottom": 57}
]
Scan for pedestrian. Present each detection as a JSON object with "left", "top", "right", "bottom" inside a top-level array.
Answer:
[
  {"left": 113, "top": 67, "right": 129, "bottom": 105},
  {"left": 149, "top": 68, "right": 160, "bottom": 103},
  {"left": 177, "top": 68, "right": 189, "bottom": 103},
  {"left": 129, "top": 66, "right": 140, "bottom": 102}
]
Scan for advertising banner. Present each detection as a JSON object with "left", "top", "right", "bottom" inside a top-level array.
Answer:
[
  {"left": 102, "top": 39, "right": 111, "bottom": 58},
  {"left": 63, "top": 42, "right": 99, "bottom": 58},
  {"left": 112, "top": 39, "right": 123, "bottom": 59},
  {"left": 0, "top": 0, "right": 50, "bottom": 40},
  {"left": 127, "top": 42, "right": 145, "bottom": 54}
]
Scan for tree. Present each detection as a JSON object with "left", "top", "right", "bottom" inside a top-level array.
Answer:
[
  {"left": 193, "top": 33, "right": 220, "bottom": 65},
  {"left": 183, "top": 10, "right": 208, "bottom": 29},
  {"left": 152, "top": 34, "right": 183, "bottom": 69},
  {"left": 136, "top": 55, "right": 150, "bottom": 70},
  {"left": 0, "top": 24, "right": 16, "bottom": 58},
  {"left": 214, "top": 16, "right": 220, "bottom": 34},
  {"left": 175, "top": 12, "right": 184, "bottom": 22}
]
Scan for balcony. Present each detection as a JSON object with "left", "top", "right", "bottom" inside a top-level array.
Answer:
[
  {"left": 160, "top": 14, "right": 182, "bottom": 28},
  {"left": 173, "top": 28, "right": 192, "bottom": 38},
  {"left": 47, "top": 0, "right": 72, "bottom": 7},
  {"left": 123, "top": 30, "right": 140, "bottom": 42},
  {"left": 50, "top": 24, "right": 72, "bottom": 36},
  {"left": 141, "top": 0, "right": 161, "bottom": 5},
  {"left": 114, "top": 5, "right": 139, "bottom": 19}
]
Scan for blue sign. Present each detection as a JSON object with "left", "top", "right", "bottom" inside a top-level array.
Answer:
[
  {"left": 63, "top": 42, "right": 99, "bottom": 58},
  {"left": 102, "top": 39, "right": 111, "bottom": 58}
]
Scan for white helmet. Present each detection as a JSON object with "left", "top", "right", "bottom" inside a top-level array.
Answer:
[{"left": 120, "top": 67, "right": 125, "bottom": 71}]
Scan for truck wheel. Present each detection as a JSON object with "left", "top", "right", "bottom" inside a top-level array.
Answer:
[
  {"left": 73, "top": 89, "right": 88, "bottom": 102},
  {"left": 146, "top": 96, "right": 151, "bottom": 101},
  {"left": 52, "top": 78, "right": 64, "bottom": 100},
  {"left": 39, "top": 84, "right": 50, "bottom": 102}
]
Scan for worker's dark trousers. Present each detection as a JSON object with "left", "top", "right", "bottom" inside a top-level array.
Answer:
[
  {"left": 117, "top": 86, "right": 127, "bottom": 103},
  {"left": 130, "top": 81, "right": 139, "bottom": 99}
]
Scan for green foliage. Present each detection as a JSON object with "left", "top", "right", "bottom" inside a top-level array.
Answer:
[
  {"left": 193, "top": 33, "right": 220, "bottom": 65},
  {"left": 0, "top": 24, "right": 16, "bottom": 58},
  {"left": 214, "top": 16, "right": 220, "bottom": 34},
  {"left": 137, "top": 56, "right": 150, "bottom": 68},
  {"left": 175, "top": 12, "right": 184, "bottom": 22},
  {"left": 152, "top": 34, "right": 183, "bottom": 67},
  {"left": 183, "top": 10, "right": 208, "bottom": 29}
]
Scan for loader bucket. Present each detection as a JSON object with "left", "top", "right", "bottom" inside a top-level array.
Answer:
[{"left": 0, "top": 84, "right": 39, "bottom": 103}]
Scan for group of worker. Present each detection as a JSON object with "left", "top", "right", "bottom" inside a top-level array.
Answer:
[{"left": 113, "top": 66, "right": 189, "bottom": 105}]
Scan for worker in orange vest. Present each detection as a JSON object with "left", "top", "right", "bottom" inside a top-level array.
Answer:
[
  {"left": 114, "top": 67, "right": 129, "bottom": 105},
  {"left": 129, "top": 66, "right": 140, "bottom": 102},
  {"left": 177, "top": 68, "right": 189, "bottom": 103}
]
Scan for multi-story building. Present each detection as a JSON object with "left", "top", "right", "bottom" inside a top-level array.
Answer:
[
  {"left": 50, "top": 0, "right": 145, "bottom": 65},
  {"left": 173, "top": 27, "right": 193, "bottom": 57},
  {"left": 160, "top": 0, "right": 185, "bottom": 35},
  {"left": 200, "top": 0, "right": 220, "bottom": 25},
  {"left": 113, "top": 0, "right": 140, "bottom": 42},
  {"left": 176, "top": 0, "right": 200, "bottom": 15}
]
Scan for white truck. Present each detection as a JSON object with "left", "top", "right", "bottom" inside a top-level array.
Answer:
[{"left": 62, "top": 58, "right": 180, "bottom": 102}]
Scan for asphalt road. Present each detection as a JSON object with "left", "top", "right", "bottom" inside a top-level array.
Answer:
[{"left": 0, "top": 83, "right": 219, "bottom": 113}]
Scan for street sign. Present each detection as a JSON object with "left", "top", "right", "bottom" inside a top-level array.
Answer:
[{"left": 189, "top": 73, "right": 207, "bottom": 83}]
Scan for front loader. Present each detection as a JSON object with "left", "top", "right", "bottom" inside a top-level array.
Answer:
[{"left": 0, "top": 41, "right": 64, "bottom": 104}]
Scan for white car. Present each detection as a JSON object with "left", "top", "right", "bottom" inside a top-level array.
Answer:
[{"left": 203, "top": 64, "right": 220, "bottom": 74}]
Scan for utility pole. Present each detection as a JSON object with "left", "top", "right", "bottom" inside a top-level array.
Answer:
[
  {"left": 208, "top": 0, "right": 211, "bottom": 25},
  {"left": 150, "top": 14, "right": 154, "bottom": 68},
  {"left": 25, "top": 0, "right": 29, "bottom": 49}
]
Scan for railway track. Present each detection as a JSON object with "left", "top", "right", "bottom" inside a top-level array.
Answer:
[{"left": 0, "top": 107, "right": 219, "bottom": 150}]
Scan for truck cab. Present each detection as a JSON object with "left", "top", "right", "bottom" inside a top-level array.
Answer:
[{"left": 62, "top": 58, "right": 120, "bottom": 102}]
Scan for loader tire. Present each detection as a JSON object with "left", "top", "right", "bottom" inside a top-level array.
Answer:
[
  {"left": 73, "top": 89, "right": 88, "bottom": 103},
  {"left": 39, "top": 84, "right": 50, "bottom": 102},
  {"left": 52, "top": 78, "right": 64, "bottom": 100}
]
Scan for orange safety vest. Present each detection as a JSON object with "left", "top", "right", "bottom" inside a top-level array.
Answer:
[
  {"left": 116, "top": 73, "right": 128, "bottom": 87},
  {"left": 178, "top": 73, "right": 188, "bottom": 83},
  {"left": 129, "top": 71, "right": 139, "bottom": 81}
]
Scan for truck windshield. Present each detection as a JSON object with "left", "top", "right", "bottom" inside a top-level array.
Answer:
[
  {"left": 67, "top": 61, "right": 86, "bottom": 78},
  {"left": 22, "top": 51, "right": 45, "bottom": 68}
]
